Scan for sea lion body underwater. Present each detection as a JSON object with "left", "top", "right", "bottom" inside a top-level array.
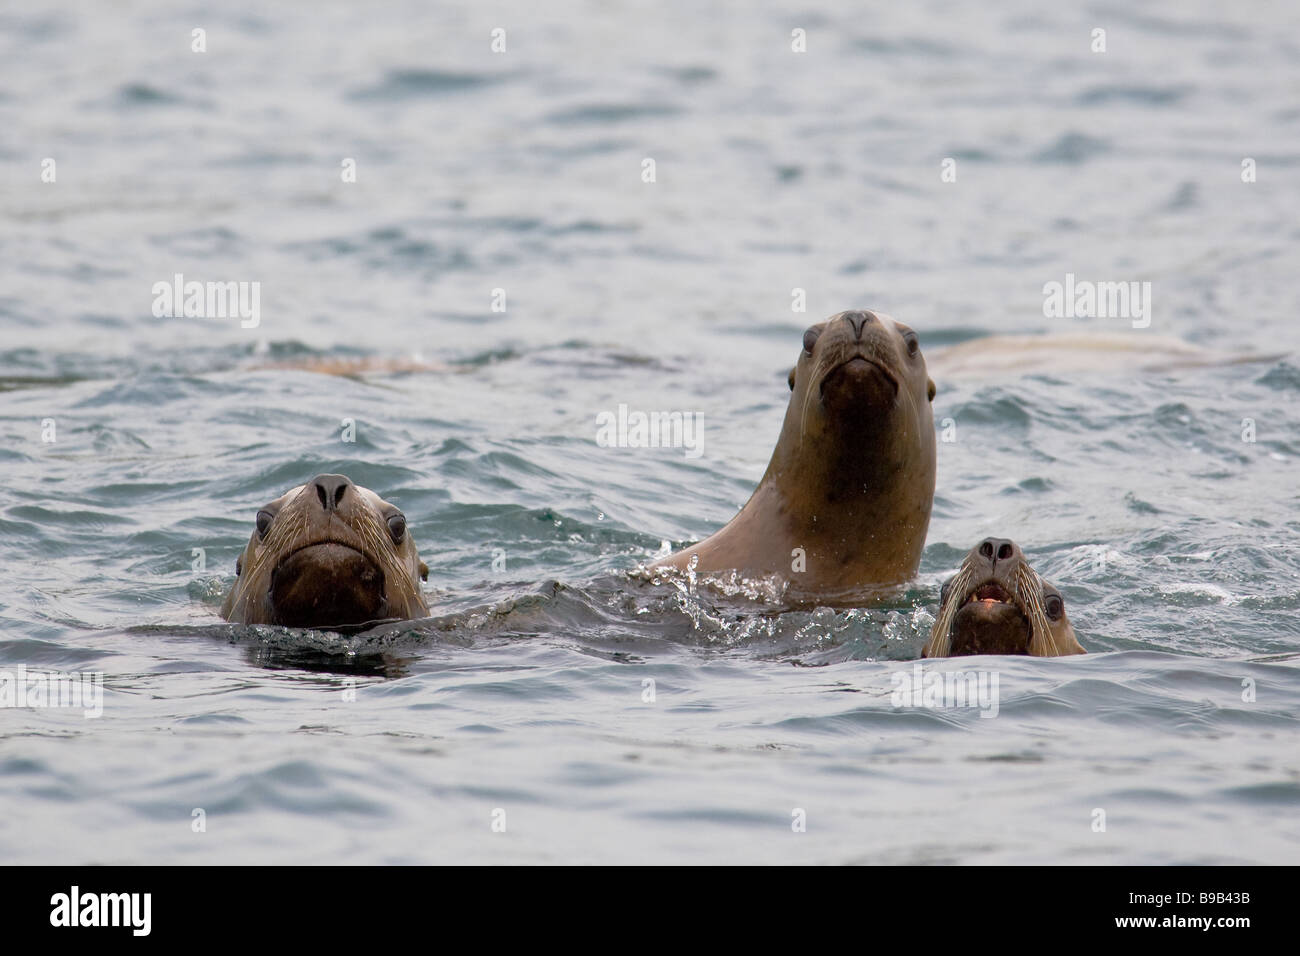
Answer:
[
  {"left": 222, "top": 474, "right": 429, "bottom": 630},
  {"left": 654, "top": 310, "right": 937, "bottom": 601},
  {"left": 923, "top": 538, "right": 1084, "bottom": 657}
]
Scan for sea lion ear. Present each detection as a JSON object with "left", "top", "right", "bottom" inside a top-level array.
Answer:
[
  {"left": 235, "top": 555, "right": 242, "bottom": 577},
  {"left": 419, "top": 561, "right": 428, "bottom": 582},
  {"left": 788, "top": 367, "right": 796, "bottom": 391},
  {"left": 927, "top": 377, "right": 936, "bottom": 402}
]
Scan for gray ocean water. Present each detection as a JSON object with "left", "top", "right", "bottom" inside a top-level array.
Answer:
[{"left": 3, "top": 0, "right": 1299, "bottom": 864}]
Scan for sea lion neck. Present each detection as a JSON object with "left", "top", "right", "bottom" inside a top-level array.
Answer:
[
  {"left": 766, "top": 397, "right": 912, "bottom": 505},
  {"left": 750, "top": 408, "right": 929, "bottom": 589},
  {"left": 651, "top": 310, "right": 936, "bottom": 592}
]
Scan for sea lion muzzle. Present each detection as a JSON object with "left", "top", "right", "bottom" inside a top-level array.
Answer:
[
  {"left": 924, "top": 537, "right": 1086, "bottom": 658},
  {"left": 221, "top": 474, "right": 430, "bottom": 630},
  {"left": 269, "top": 542, "right": 387, "bottom": 629},
  {"left": 946, "top": 538, "right": 1032, "bottom": 655}
]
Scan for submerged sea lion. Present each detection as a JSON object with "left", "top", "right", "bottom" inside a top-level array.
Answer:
[
  {"left": 222, "top": 474, "right": 429, "bottom": 630},
  {"left": 923, "top": 537, "right": 1084, "bottom": 657},
  {"left": 252, "top": 355, "right": 451, "bottom": 377},
  {"left": 655, "top": 310, "right": 936, "bottom": 601}
]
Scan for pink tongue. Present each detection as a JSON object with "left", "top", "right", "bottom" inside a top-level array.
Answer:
[{"left": 979, "top": 598, "right": 998, "bottom": 606}]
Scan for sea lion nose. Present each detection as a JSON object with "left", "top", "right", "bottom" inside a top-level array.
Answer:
[
  {"left": 977, "top": 537, "right": 1018, "bottom": 567},
  {"left": 311, "top": 474, "right": 353, "bottom": 512},
  {"left": 842, "top": 310, "right": 876, "bottom": 339}
]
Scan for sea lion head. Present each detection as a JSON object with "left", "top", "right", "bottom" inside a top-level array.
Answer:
[
  {"left": 221, "top": 474, "right": 430, "bottom": 630},
  {"left": 788, "top": 309, "right": 935, "bottom": 440},
  {"left": 923, "top": 538, "right": 1084, "bottom": 657},
  {"left": 780, "top": 309, "right": 936, "bottom": 491}
]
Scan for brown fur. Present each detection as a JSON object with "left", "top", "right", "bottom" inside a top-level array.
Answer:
[
  {"left": 654, "top": 310, "right": 936, "bottom": 602},
  {"left": 222, "top": 475, "right": 429, "bottom": 629},
  {"left": 923, "top": 538, "right": 1084, "bottom": 657}
]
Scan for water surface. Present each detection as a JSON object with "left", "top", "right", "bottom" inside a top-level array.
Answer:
[{"left": 2, "top": 0, "right": 1299, "bottom": 864}]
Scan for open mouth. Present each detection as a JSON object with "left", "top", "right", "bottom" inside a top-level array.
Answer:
[
  {"left": 948, "top": 579, "right": 1031, "bottom": 655},
  {"left": 964, "top": 580, "right": 1015, "bottom": 608},
  {"left": 269, "top": 541, "right": 387, "bottom": 629}
]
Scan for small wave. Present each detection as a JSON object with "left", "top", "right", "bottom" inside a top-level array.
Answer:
[
  {"left": 1032, "top": 132, "right": 1110, "bottom": 163},
  {"left": 545, "top": 103, "right": 683, "bottom": 125},
  {"left": 1077, "top": 85, "right": 1191, "bottom": 107},
  {"left": 348, "top": 69, "right": 503, "bottom": 100}
]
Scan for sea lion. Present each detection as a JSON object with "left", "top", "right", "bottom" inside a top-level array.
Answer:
[
  {"left": 654, "top": 310, "right": 936, "bottom": 601},
  {"left": 922, "top": 537, "right": 1084, "bottom": 657},
  {"left": 252, "top": 355, "right": 451, "bottom": 377},
  {"left": 221, "top": 474, "right": 430, "bottom": 630}
]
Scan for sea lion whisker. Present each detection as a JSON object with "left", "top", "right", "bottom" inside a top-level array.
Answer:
[
  {"left": 799, "top": 352, "right": 834, "bottom": 444},
  {"left": 1016, "top": 564, "right": 1041, "bottom": 654},
  {"left": 221, "top": 476, "right": 429, "bottom": 629},
  {"left": 929, "top": 541, "right": 1084, "bottom": 658},
  {"left": 927, "top": 561, "right": 973, "bottom": 657},
  {"left": 1018, "top": 565, "right": 1055, "bottom": 656}
]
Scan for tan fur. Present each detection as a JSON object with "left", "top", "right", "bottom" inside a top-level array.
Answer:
[
  {"left": 654, "top": 311, "right": 936, "bottom": 602},
  {"left": 222, "top": 477, "right": 429, "bottom": 626},
  {"left": 923, "top": 539, "right": 1084, "bottom": 657}
]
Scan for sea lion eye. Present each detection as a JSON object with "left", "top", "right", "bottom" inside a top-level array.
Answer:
[
  {"left": 387, "top": 513, "right": 407, "bottom": 544},
  {"left": 904, "top": 332, "right": 919, "bottom": 355},
  {"left": 255, "top": 510, "right": 274, "bottom": 539},
  {"left": 1045, "top": 593, "right": 1064, "bottom": 620},
  {"left": 802, "top": 327, "right": 820, "bottom": 354}
]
